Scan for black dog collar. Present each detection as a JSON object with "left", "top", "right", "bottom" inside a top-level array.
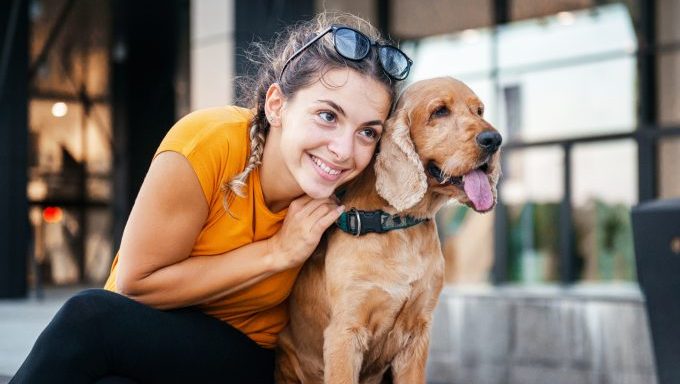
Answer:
[{"left": 336, "top": 208, "right": 429, "bottom": 236}]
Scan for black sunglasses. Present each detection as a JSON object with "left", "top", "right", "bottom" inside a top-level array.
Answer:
[{"left": 279, "top": 25, "right": 413, "bottom": 82}]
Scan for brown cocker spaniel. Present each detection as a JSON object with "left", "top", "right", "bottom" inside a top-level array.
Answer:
[{"left": 276, "top": 77, "right": 502, "bottom": 384}]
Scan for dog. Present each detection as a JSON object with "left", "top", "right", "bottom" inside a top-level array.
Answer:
[{"left": 275, "top": 77, "right": 502, "bottom": 383}]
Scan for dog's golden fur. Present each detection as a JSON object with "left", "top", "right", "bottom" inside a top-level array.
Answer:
[{"left": 275, "top": 77, "right": 502, "bottom": 383}]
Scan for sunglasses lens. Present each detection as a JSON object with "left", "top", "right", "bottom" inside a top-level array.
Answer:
[
  {"left": 334, "top": 28, "right": 371, "bottom": 60},
  {"left": 378, "top": 45, "right": 411, "bottom": 80},
  {"left": 378, "top": 46, "right": 410, "bottom": 80}
]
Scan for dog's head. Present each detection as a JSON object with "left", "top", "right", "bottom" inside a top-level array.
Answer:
[{"left": 375, "top": 77, "right": 502, "bottom": 213}]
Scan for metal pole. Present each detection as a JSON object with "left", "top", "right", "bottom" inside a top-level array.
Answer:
[
  {"left": 637, "top": 0, "right": 658, "bottom": 202},
  {"left": 377, "top": 0, "right": 390, "bottom": 38},
  {"left": 491, "top": 0, "right": 509, "bottom": 284},
  {"left": 27, "top": 0, "right": 75, "bottom": 81},
  {"left": 0, "top": 0, "right": 22, "bottom": 101},
  {"left": 559, "top": 143, "right": 575, "bottom": 284},
  {"left": 0, "top": 0, "right": 29, "bottom": 298}
]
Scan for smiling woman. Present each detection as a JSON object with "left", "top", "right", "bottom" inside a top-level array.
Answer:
[
  {"left": 263, "top": 69, "right": 391, "bottom": 205},
  {"left": 11, "top": 11, "right": 409, "bottom": 384}
]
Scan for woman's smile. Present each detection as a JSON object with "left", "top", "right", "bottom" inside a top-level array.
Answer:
[{"left": 308, "top": 154, "right": 348, "bottom": 181}]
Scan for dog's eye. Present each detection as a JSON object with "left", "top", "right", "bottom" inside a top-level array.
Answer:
[
  {"left": 477, "top": 106, "right": 484, "bottom": 116},
  {"left": 431, "top": 106, "right": 449, "bottom": 119}
]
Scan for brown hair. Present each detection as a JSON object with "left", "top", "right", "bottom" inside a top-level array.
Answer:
[{"left": 223, "top": 12, "right": 401, "bottom": 209}]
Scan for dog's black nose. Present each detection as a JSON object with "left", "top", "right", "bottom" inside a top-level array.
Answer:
[{"left": 476, "top": 130, "right": 502, "bottom": 154}]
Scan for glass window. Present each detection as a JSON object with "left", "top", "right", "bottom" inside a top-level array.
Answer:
[
  {"left": 30, "top": 1, "right": 111, "bottom": 98},
  {"left": 402, "top": 3, "right": 637, "bottom": 142},
  {"left": 500, "top": 4, "right": 636, "bottom": 68},
  {"left": 497, "top": 4, "right": 637, "bottom": 141},
  {"left": 503, "top": 147, "right": 564, "bottom": 283},
  {"left": 400, "top": 2, "right": 641, "bottom": 285},
  {"left": 29, "top": 0, "right": 113, "bottom": 286},
  {"left": 29, "top": 206, "right": 81, "bottom": 285},
  {"left": 572, "top": 140, "right": 637, "bottom": 281},
  {"left": 437, "top": 204, "right": 495, "bottom": 285},
  {"left": 498, "top": 57, "right": 636, "bottom": 142},
  {"left": 85, "top": 208, "right": 114, "bottom": 282},
  {"left": 28, "top": 206, "right": 112, "bottom": 285},
  {"left": 403, "top": 30, "right": 493, "bottom": 78},
  {"left": 28, "top": 100, "right": 112, "bottom": 203}
]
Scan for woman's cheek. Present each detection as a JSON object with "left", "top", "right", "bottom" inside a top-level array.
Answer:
[{"left": 356, "top": 144, "right": 377, "bottom": 172}]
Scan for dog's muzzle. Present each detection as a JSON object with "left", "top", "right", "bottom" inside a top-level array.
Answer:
[{"left": 427, "top": 162, "right": 463, "bottom": 187}]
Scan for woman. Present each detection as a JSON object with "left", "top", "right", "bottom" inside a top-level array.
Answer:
[{"left": 11, "top": 12, "right": 412, "bottom": 383}]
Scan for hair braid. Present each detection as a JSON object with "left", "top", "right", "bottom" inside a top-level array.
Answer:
[
  {"left": 222, "top": 114, "right": 267, "bottom": 209},
  {"left": 222, "top": 65, "right": 272, "bottom": 210}
]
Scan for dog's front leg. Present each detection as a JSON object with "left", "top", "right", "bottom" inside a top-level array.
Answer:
[
  {"left": 390, "top": 320, "right": 432, "bottom": 384},
  {"left": 323, "top": 320, "right": 369, "bottom": 384}
]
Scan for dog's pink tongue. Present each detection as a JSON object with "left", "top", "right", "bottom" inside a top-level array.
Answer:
[{"left": 463, "top": 169, "right": 493, "bottom": 211}]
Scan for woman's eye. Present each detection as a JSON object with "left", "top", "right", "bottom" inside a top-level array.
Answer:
[
  {"left": 359, "top": 128, "right": 381, "bottom": 142},
  {"left": 318, "top": 111, "right": 336, "bottom": 123}
]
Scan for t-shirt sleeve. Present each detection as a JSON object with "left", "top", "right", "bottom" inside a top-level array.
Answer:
[{"left": 153, "top": 108, "right": 246, "bottom": 206}]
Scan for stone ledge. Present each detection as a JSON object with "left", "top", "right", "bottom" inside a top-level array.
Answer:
[{"left": 427, "top": 285, "right": 657, "bottom": 384}]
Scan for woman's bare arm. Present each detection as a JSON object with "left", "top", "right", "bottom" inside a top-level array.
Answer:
[
  {"left": 115, "top": 151, "right": 283, "bottom": 309},
  {"left": 115, "top": 151, "right": 342, "bottom": 310}
]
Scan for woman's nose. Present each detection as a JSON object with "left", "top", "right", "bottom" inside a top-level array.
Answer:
[{"left": 327, "top": 130, "right": 354, "bottom": 162}]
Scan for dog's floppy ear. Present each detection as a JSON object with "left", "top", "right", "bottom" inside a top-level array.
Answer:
[{"left": 375, "top": 107, "right": 428, "bottom": 211}]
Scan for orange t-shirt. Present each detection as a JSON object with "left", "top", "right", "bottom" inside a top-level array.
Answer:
[{"left": 104, "top": 106, "right": 301, "bottom": 349}]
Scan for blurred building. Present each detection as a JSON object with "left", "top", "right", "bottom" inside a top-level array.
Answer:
[{"left": 1, "top": 0, "right": 679, "bottom": 383}]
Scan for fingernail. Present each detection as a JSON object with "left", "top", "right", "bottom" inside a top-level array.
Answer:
[{"left": 337, "top": 205, "right": 345, "bottom": 213}]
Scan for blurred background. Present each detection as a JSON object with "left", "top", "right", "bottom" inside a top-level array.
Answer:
[{"left": 1, "top": 0, "right": 679, "bottom": 382}]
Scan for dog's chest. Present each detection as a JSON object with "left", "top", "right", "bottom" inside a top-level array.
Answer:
[
  {"left": 361, "top": 263, "right": 442, "bottom": 367},
  {"left": 325, "top": 225, "right": 445, "bottom": 374},
  {"left": 353, "top": 294, "right": 427, "bottom": 382}
]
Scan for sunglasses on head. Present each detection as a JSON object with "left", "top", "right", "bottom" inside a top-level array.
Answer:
[{"left": 279, "top": 25, "right": 413, "bottom": 82}]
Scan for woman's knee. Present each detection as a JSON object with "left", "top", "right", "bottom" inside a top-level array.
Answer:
[
  {"left": 56, "top": 289, "right": 127, "bottom": 325},
  {"left": 36, "top": 289, "right": 130, "bottom": 350},
  {"left": 18, "top": 290, "right": 124, "bottom": 372},
  {"left": 64, "top": 289, "right": 127, "bottom": 312}
]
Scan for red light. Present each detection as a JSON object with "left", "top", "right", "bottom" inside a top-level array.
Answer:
[{"left": 43, "top": 207, "right": 63, "bottom": 223}]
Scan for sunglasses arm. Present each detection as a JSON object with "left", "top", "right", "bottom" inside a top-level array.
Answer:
[{"left": 278, "top": 26, "right": 334, "bottom": 82}]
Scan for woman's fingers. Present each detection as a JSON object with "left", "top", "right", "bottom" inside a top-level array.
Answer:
[
  {"left": 306, "top": 200, "right": 334, "bottom": 222},
  {"left": 312, "top": 204, "right": 345, "bottom": 235},
  {"left": 288, "top": 195, "right": 313, "bottom": 214},
  {"left": 297, "top": 197, "right": 334, "bottom": 217},
  {"left": 270, "top": 195, "right": 345, "bottom": 270}
]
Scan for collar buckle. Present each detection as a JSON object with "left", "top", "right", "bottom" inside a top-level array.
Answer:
[{"left": 350, "top": 208, "right": 362, "bottom": 237}]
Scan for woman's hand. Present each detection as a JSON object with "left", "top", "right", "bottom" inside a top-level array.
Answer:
[{"left": 268, "top": 195, "right": 344, "bottom": 271}]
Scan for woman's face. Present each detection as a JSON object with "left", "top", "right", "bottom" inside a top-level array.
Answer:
[{"left": 270, "top": 69, "right": 391, "bottom": 199}]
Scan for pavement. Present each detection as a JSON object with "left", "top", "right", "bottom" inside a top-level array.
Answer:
[
  {"left": 1, "top": 285, "right": 450, "bottom": 384},
  {"left": 0, "top": 285, "right": 92, "bottom": 382}
]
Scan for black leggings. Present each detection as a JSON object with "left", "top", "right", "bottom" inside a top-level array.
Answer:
[{"left": 10, "top": 289, "right": 275, "bottom": 384}]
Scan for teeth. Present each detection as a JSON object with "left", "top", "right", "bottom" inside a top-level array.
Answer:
[{"left": 311, "top": 156, "right": 342, "bottom": 175}]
